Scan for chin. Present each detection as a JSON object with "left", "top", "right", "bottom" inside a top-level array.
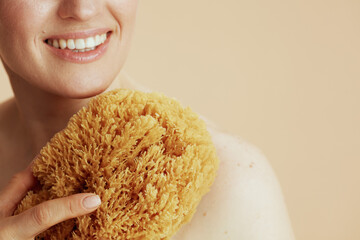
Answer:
[
  {"left": 49, "top": 72, "right": 117, "bottom": 99},
  {"left": 70, "top": 85, "right": 109, "bottom": 99}
]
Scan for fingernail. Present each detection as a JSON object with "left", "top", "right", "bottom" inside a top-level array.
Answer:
[{"left": 83, "top": 195, "right": 101, "bottom": 209}]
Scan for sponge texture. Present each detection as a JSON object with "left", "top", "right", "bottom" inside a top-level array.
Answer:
[{"left": 14, "top": 89, "right": 219, "bottom": 240}]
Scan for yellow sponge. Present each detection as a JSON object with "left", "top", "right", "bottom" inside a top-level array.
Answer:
[{"left": 14, "top": 89, "right": 219, "bottom": 240}]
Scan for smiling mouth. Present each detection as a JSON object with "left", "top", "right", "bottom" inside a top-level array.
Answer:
[{"left": 44, "top": 31, "right": 112, "bottom": 52}]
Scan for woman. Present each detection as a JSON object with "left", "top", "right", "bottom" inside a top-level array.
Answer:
[{"left": 0, "top": 0, "right": 295, "bottom": 239}]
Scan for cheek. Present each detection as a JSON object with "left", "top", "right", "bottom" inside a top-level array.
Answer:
[
  {"left": 0, "top": 1, "right": 55, "bottom": 82},
  {"left": 1, "top": 2, "right": 35, "bottom": 41},
  {"left": 0, "top": 1, "right": 50, "bottom": 58},
  {"left": 110, "top": 0, "right": 138, "bottom": 31},
  {"left": 106, "top": 0, "right": 138, "bottom": 62},
  {"left": 117, "top": 0, "right": 138, "bottom": 49}
]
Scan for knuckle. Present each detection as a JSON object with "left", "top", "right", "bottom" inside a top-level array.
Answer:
[
  {"left": 67, "top": 199, "right": 77, "bottom": 216},
  {"left": 9, "top": 172, "right": 28, "bottom": 190},
  {"left": 9, "top": 172, "right": 23, "bottom": 184},
  {"left": 32, "top": 205, "right": 51, "bottom": 227}
]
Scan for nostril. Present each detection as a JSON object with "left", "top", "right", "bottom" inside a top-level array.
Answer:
[{"left": 57, "top": 2, "right": 100, "bottom": 22}]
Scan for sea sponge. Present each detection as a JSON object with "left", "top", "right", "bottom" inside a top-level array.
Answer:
[{"left": 14, "top": 89, "right": 219, "bottom": 240}]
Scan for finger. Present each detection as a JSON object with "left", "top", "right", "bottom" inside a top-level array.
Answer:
[
  {"left": 8, "top": 193, "right": 101, "bottom": 239},
  {"left": 0, "top": 163, "right": 37, "bottom": 217}
]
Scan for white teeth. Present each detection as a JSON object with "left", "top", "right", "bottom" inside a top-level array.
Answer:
[
  {"left": 95, "top": 35, "right": 101, "bottom": 45},
  {"left": 70, "top": 47, "right": 96, "bottom": 53},
  {"left": 75, "top": 39, "right": 85, "bottom": 49},
  {"left": 48, "top": 33, "right": 108, "bottom": 50},
  {"left": 59, "top": 39, "right": 67, "bottom": 49},
  {"left": 67, "top": 39, "right": 75, "bottom": 50},
  {"left": 101, "top": 34, "right": 106, "bottom": 43},
  {"left": 85, "top": 37, "right": 96, "bottom": 48},
  {"left": 53, "top": 39, "right": 59, "bottom": 49}
]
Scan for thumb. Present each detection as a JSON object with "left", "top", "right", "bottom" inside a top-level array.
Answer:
[{"left": 8, "top": 193, "right": 101, "bottom": 239}]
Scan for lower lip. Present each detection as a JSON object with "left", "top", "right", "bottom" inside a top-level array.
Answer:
[{"left": 45, "top": 34, "right": 111, "bottom": 64}]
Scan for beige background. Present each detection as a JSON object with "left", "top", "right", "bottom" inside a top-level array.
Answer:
[{"left": 1, "top": 0, "right": 359, "bottom": 239}]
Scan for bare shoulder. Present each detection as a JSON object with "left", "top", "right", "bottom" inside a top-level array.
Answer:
[
  {"left": 172, "top": 121, "right": 296, "bottom": 240},
  {"left": 117, "top": 74, "right": 295, "bottom": 239}
]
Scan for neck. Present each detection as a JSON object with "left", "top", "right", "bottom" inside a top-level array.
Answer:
[{"left": 6, "top": 67, "right": 122, "bottom": 158}]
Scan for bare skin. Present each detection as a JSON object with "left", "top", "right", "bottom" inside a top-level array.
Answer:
[
  {"left": 0, "top": 73, "right": 124, "bottom": 190},
  {"left": 0, "top": 72, "right": 296, "bottom": 239},
  {"left": 0, "top": 0, "right": 295, "bottom": 239}
]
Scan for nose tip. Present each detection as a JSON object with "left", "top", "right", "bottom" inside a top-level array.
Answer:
[{"left": 58, "top": 0, "right": 100, "bottom": 21}]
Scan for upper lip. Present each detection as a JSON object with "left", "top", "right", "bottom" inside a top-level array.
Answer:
[{"left": 44, "top": 28, "right": 112, "bottom": 41}]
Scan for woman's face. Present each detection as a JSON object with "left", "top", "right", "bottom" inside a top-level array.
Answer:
[{"left": 0, "top": 0, "right": 138, "bottom": 98}]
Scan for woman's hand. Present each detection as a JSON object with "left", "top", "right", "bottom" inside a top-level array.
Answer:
[{"left": 0, "top": 162, "right": 101, "bottom": 239}]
